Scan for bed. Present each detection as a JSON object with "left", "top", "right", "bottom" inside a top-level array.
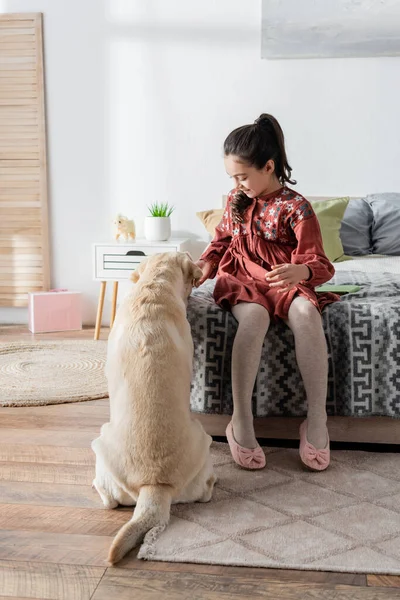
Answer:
[{"left": 188, "top": 194, "right": 400, "bottom": 444}]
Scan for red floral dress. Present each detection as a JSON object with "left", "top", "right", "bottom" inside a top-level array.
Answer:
[{"left": 200, "top": 187, "right": 339, "bottom": 320}]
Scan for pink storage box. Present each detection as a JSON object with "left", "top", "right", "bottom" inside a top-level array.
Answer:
[{"left": 28, "top": 289, "right": 82, "bottom": 333}]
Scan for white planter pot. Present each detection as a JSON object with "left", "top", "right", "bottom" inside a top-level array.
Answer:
[{"left": 144, "top": 216, "right": 171, "bottom": 242}]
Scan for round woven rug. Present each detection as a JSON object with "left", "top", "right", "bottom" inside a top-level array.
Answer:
[{"left": 0, "top": 340, "right": 108, "bottom": 407}]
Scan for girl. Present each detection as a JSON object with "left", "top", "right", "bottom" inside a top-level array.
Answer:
[{"left": 196, "top": 114, "right": 339, "bottom": 472}]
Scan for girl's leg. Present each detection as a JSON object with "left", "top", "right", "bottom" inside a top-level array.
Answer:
[
  {"left": 231, "top": 302, "right": 271, "bottom": 448},
  {"left": 285, "top": 296, "right": 328, "bottom": 449}
]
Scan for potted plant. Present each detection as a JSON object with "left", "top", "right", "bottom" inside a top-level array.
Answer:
[{"left": 144, "top": 202, "right": 175, "bottom": 241}]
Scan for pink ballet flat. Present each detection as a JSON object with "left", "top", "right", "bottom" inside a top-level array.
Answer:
[
  {"left": 225, "top": 421, "right": 266, "bottom": 470},
  {"left": 299, "top": 420, "right": 330, "bottom": 471}
]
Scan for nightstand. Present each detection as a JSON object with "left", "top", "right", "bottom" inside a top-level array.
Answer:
[{"left": 92, "top": 239, "right": 191, "bottom": 340}]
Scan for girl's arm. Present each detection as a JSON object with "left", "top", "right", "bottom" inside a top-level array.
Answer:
[
  {"left": 198, "top": 194, "right": 233, "bottom": 278},
  {"left": 289, "top": 202, "right": 335, "bottom": 287}
]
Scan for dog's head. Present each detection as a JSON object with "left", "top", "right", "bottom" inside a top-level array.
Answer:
[
  {"left": 130, "top": 258, "right": 148, "bottom": 283},
  {"left": 130, "top": 252, "right": 202, "bottom": 295},
  {"left": 178, "top": 252, "right": 203, "bottom": 288}
]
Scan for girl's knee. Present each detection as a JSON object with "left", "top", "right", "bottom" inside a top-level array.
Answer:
[
  {"left": 233, "top": 303, "right": 271, "bottom": 328},
  {"left": 287, "top": 299, "right": 322, "bottom": 328}
]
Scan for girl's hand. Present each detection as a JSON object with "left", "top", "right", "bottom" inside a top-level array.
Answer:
[
  {"left": 195, "top": 260, "right": 214, "bottom": 286},
  {"left": 265, "top": 263, "right": 310, "bottom": 293}
]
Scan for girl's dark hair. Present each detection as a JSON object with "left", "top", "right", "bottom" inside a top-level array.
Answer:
[{"left": 224, "top": 113, "right": 296, "bottom": 222}]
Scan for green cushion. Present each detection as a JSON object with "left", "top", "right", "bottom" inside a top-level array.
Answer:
[{"left": 312, "top": 197, "right": 350, "bottom": 262}]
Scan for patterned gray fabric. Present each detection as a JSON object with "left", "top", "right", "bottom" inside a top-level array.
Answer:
[{"left": 188, "top": 270, "right": 400, "bottom": 418}]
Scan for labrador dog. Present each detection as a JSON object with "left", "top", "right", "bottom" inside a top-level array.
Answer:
[{"left": 91, "top": 252, "right": 216, "bottom": 564}]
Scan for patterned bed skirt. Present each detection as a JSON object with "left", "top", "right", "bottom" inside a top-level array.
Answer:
[{"left": 188, "top": 274, "right": 400, "bottom": 418}]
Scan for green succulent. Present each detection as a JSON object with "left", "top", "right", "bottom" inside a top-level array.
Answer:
[{"left": 147, "top": 202, "right": 175, "bottom": 217}]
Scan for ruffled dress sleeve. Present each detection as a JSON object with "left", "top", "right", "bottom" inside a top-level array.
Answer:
[{"left": 288, "top": 200, "right": 335, "bottom": 287}]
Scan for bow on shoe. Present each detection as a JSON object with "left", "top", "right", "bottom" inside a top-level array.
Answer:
[
  {"left": 304, "top": 446, "right": 330, "bottom": 468},
  {"left": 238, "top": 446, "right": 266, "bottom": 468},
  {"left": 299, "top": 420, "right": 330, "bottom": 472}
]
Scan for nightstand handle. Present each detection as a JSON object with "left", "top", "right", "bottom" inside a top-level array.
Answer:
[{"left": 125, "top": 250, "right": 146, "bottom": 256}]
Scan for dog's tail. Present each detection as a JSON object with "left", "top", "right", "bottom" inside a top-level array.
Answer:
[{"left": 107, "top": 484, "right": 172, "bottom": 565}]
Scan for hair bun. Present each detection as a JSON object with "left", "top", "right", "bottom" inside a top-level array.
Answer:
[{"left": 254, "top": 114, "right": 271, "bottom": 129}]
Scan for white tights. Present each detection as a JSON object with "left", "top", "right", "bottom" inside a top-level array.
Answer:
[{"left": 231, "top": 297, "right": 328, "bottom": 450}]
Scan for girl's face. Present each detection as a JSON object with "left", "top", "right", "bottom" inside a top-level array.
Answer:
[{"left": 224, "top": 154, "right": 280, "bottom": 198}]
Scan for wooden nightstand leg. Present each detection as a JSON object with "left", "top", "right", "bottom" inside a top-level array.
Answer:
[
  {"left": 110, "top": 281, "right": 119, "bottom": 329},
  {"left": 94, "top": 281, "right": 107, "bottom": 340}
]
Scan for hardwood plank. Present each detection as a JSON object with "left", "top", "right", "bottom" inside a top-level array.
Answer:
[
  {"left": 0, "top": 415, "right": 104, "bottom": 431},
  {"left": 91, "top": 569, "right": 399, "bottom": 600},
  {"left": 0, "top": 445, "right": 94, "bottom": 465},
  {"left": 0, "top": 481, "right": 101, "bottom": 508},
  {"left": 0, "top": 429, "right": 98, "bottom": 448},
  {"left": 0, "top": 559, "right": 105, "bottom": 600},
  {"left": 0, "top": 504, "right": 130, "bottom": 536},
  {"left": 0, "top": 399, "right": 108, "bottom": 417},
  {"left": 0, "top": 462, "right": 93, "bottom": 485},
  {"left": 368, "top": 575, "right": 400, "bottom": 588},
  {"left": 120, "top": 553, "right": 366, "bottom": 586},
  {"left": 0, "top": 326, "right": 106, "bottom": 340},
  {"left": 0, "top": 596, "right": 50, "bottom": 600},
  {"left": 0, "top": 530, "right": 112, "bottom": 566}
]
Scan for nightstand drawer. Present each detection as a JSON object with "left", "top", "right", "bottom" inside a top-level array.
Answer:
[{"left": 94, "top": 243, "right": 180, "bottom": 280}]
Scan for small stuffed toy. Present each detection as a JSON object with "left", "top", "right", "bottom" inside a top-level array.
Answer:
[{"left": 113, "top": 214, "right": 136, "bottom": 241}]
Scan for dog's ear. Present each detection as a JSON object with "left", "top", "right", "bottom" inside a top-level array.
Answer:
[
  {"left": 130, "top": 259, "right": 147, "bottom": 283},
  {"left": 180, "top": 254, "right": 203, "bottom": 284},
  {"left": 130, "top": 270, "right": 140, "bottom": 283},
  {"left": 183, "top": 250, "right": 194, "bottom": 261}
]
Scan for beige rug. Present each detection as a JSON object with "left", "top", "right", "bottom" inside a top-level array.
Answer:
[
  {"left": 0, "top": 340, "right": 108, "bottom": 407},
  {"left": 139, "top": 442, "right": 400, "bottom": 574}
]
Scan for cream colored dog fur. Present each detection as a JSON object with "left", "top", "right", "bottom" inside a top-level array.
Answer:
[{"left": 91, "top": 252, "right": 216, "bottom": 564}]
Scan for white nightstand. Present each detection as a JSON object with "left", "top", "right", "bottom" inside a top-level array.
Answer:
[{"left": 92, "top": 239, "right": 190, "bottom": 340}]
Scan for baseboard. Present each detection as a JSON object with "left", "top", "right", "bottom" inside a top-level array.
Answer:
[{"left": 194, "top": 414, "right": 400, "bottom": 445}]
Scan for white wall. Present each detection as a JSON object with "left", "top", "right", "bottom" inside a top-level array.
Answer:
[{"left": 2, "top": 0, "right": 400, "bottom": 326}]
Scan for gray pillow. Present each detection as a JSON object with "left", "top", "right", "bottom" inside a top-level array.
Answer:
[
  {"left": 366, "top": 193, "right": 400, "bottom": 255},
  {"left": 340, "top": 198, "right": 373, "bottom": 256}
]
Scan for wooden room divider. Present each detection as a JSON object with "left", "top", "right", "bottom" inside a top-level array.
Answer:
[{"left": 0, "top": 13, "right": 49, "bottom": 307}]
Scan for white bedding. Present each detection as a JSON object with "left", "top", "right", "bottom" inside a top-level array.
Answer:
[{"left": 333, "top": 256, "right": 400, "bottom": 275}]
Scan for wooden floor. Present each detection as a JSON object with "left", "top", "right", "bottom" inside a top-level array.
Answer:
[{"left": 0, "top": 326, "right": 399, "bottom": 599}]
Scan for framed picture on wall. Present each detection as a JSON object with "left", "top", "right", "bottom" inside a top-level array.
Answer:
[{"left": 261, "top": 0, "right": 400, "bottom": 59}]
